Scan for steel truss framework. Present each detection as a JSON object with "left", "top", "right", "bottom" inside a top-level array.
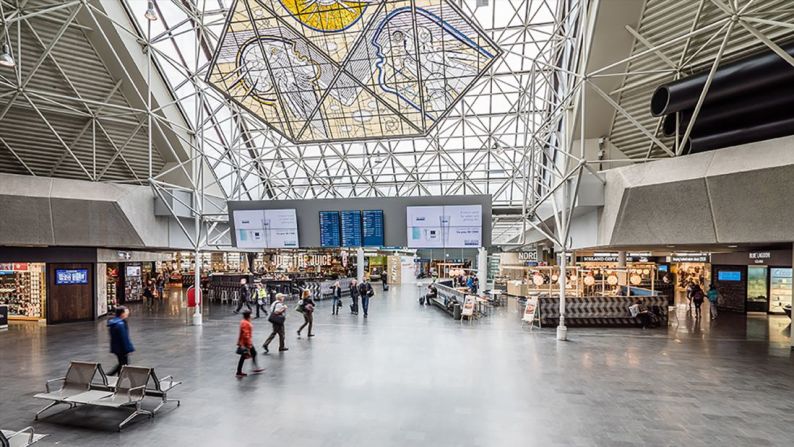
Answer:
[{"left": 1, "top": 0, "right": 793, "bottom": 255}]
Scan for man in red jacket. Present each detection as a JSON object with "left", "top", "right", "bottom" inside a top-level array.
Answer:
[{"left": 236, "top": 310, "right": 264, "bottom": 378}]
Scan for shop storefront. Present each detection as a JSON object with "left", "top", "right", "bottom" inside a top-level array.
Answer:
[
  {"left": 95, "top": 250, "right": 173, "bottom": 315},
  {"left": 0, "top": 262, "right": 46, "bottom": 322},
  {"left": 667, "top": 253, "right": 711, "bottom": 306},
  {"left": 711, "top": 249, "right": 792, "bottom": 314}
]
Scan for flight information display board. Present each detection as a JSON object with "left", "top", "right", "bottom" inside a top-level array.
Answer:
[
  {"left": 340, "top": 210, "right": 362, "bottom": 247},
  {"left": 319, "top": 211, "right": 341, "bottom": 247},
  {"left": 406, "top": 205, "right": 481, "bottom": 248},
  {"left": 362, "top": 210, "right": 384, "bottom": 247},
  {"left": 233, "top": 209, "right": 299, "bottom": 248}
]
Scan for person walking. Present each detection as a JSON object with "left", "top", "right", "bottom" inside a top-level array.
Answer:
[
  {"left": 296, "top": 289, "right": 316, "bottom": 338},
  {"left": 143, "top": 283, "right": 155, "bottom": 309},
  {"left": 236, "top": 310, "right": 264, "bottom": 378},
  {"left": 234, "top": 277, "right": 252, "bottom": 314},
  {"left": 263, "top": 293, "right": 288, "bottom": 353},
  {"left": 691, "top": 282, "right": 705, "bottom": 319},
  {"left": 707, "top": 283, "right": 719, "bottom": 320},
  {"left": 359, "top": 279, "right": 374, "bottom": 318},
  {"left": 350, "top": 279, "right": 360, "bottom": 315},
  {"left": 381, "top": 271, "right": 389, "bottom": 292},
  {"left": 331, "top": 281, "right": 342, "bottom": 315},
  {"left": 156, "top": 274, "right": 165, "bottom": 299},
  {"left": 107, "top": 306, "right": 135, "bottom": 376},
  {"left": 254, "top": 282, "right": 268, "bottom": 319}
]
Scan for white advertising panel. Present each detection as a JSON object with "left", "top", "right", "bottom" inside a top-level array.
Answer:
[
  {"left": 233, "top": 209, "right": 299, "bottom": 248},
  {"left": 406, "top": 205, "right": 481, "bottom": 248}
]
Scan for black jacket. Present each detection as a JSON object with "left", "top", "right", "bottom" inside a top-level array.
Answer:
[
  {"left": 350, "top": 284, "right": 360, "bottom": 298},
  {"left": 333, "top": 286, "right": 342, "bottom": 298},
  {"left": 359, "top": 282, "right": 373, "bottom": 297},
  {"left": 240, "top": 284, "right": 250, "bottom": 302}
]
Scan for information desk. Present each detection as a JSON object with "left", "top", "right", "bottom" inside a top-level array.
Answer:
[{"left": 536, "top": 294, "right": 668, "bottom": 327}]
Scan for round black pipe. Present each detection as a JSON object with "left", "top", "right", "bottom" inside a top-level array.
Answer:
[
  {"left": 687, "top": 115, "right": 794, "bottom": 154},
  {"left": 650, "top": 40, "right": 794, "bottom": 117},
  {"left": 661, "top": 83, "right": 794, "bottom": 137}
]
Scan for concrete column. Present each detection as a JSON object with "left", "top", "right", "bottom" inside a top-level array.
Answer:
[
  {"left": 477, "top": 247, "right": 487, "bottom": 291},
  {"left": 357, "top": 247, "right": 365, "bottom": 283},
  {"left": 618, "top": 251, "right": 627, "bottom": 267}
]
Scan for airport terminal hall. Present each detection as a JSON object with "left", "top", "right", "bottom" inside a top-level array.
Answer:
[{"left": 3, "top": 0, "right": 794, "bottom": 446}]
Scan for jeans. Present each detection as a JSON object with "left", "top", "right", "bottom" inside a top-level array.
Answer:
[
  {"left": 709, "top": 301, "right": 718, "bottom": 319},
  {"left": 108, "top": 353, "right": 129, "bottom": 376},
  {"left": 351, "top": 296, "right": 359, "bottom": 314},
  {"left": 694, "top": 300, "right": 703, "bottom": 318},
  {"left": 332, "top": 297, "right": 340, "bottom": 315},
  {"left": 361, "top": 296, "right": 370, "bottom": 316},
  {"left": 236, "top": 346, "right": 258, "bottom": 374},
  {"left": 298, "top": 311, "right": 313, "bottom": 335},
  {"left": 264, "top": 323, "right": 286, "bottom": 350}
]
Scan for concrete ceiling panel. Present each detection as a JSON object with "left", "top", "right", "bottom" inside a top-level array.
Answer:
[
  {"left": 0, "top": 196, "right": 54, "bottom": 246},
  {"left": 708, "top": 165, "right": 794, "bottom": 243},
  {"left": 50, "top": 199, "right": 144, "bottom": 247},
  {"left": 611, "top": 178, "right": 717, "bottom": 246}
]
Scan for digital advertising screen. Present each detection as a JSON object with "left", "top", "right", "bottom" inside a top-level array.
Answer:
[
  {"left": 125, "top": 265, "right": 141, "bottom": 277},
  {"left": 340, "top": 210, "right": 362, "bottom": 247},
  {"left": 406, "top": 205, "right": 482, "bottom": 248},
  {"left": 717, "top": 270, "right": 742, "bottom": 281},
  {"left": 55, "top": 269, "right": 89, "bottom": 285},
  {"left": 319, "top": 211, "right": 341, "bottom": 247},
  {"left": 362, "top": 210, "right": 384, "bottom": 247},
  {"left": 233, "top": 209, "right": 299, "bottom": 248}
]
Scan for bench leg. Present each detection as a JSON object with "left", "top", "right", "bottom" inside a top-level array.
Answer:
[
  {"left": 118, "top": 409, "right": 153, "bottom": 431},
  {"left": 152, "top": 393, "right": 181, "bottom": 414},
  {"left": 35, "top": 401, "right": 71, "bottom": 420}
]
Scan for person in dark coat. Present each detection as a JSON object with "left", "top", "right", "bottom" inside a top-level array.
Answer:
[
  {"left": 359, "top": 280, "right": 374, "bottom": 318},
  {"left": 350, "top": 279, "right": 360, "bottom": 315},
  {"left": 107, "top": 306, "right": 135, "bottom": 376},
  {"left": 331, "top": 281, "right": 342, "bottom": 315},
  {"left": 234, "top": 277, "right": 252, "bottom": 314}
]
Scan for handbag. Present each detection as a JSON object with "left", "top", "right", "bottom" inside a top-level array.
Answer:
[
  {"left": 236, "top": 346, "right": 251, "bottom": 358},
  {"left": 268, "top": 312, "right": 285, "bottom": 324}
]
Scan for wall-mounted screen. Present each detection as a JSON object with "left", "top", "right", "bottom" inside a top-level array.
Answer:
[
  {"left": 125, "top": 265, "right": 141, "bottom": 277},
  {"left": 340, "top": 210, "right": 362, "bottom": 247},
  {"left": 319, "top": 211, "right": 341, "bottom": 247},
  {"left": 657, "top": 264, "right": 668, "bottom": 272},
  {"left": 55, "top": 269, "right": 89, "bottom": 285},
  {"left": 362, "top": 210, "right": 384, "bottom": 247},
  {"left": 233, "top": 209, "right": 299, "bottom": 248},
  {"left": 718, "top": 270, "right": 742, "bottom": 281},
  {"left": 406, "top": 205, "right": 482, "bottom": 248}
]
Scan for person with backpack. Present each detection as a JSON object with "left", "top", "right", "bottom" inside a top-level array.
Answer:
[
  {"left": 263, "top": 293, "right": 288, "bottom": 353},
  {"left": 236, "top": 310, "right": 264, "bottom": 378},
  {"left": 359, "top": 279, "right": 374, "bottom": 318},
  {"left": 296, "top": 289, "right": 316, "bottom": 338},
  {"left": 234, "top": 277, "right": 252, "bottom": 314},
  {"left": 331, "top": 281, "right": 342, "bottom": 315},
  {"left": 349, "top": 279, "right": 360, "bottom": 315},
  {"left": 707, "top": 284, "right": 719, "bottom": 320},
  {"left": 107, "top": 306, "right": 135, "bottom": 376},
  {"left": 691, "top": 282, "right": 705, "bottom": 319}
]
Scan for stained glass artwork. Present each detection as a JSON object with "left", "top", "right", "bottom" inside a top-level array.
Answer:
[{"left": 206, "top": 0, "right": 501, "bottom": 143}]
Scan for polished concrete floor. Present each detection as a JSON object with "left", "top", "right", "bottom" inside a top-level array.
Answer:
[{"left": 1, "top": 285, "right": 793, "bottom": 446}]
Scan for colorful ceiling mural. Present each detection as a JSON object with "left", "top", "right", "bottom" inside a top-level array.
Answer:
[{"left": 207, "top": 0, "right": 501, "bottom": 143}]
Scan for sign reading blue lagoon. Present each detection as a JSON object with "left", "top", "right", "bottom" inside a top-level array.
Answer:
[
  {"left": 340, "top": 210, "right": 362, "bottom": 247},
  {"left": 319, "top": 211, "right": 341, "bottom": 247}
]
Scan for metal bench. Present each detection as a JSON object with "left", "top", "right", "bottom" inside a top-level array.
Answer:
[
  {"left": 33, "top": 361, "right": 99, "bottom": 420},
  {"left": 69, "top": 366, "right": 153, "bottom": 431},
  {"left": 98, "top": 366, "right": 182, "bottom": 413},
  {"left": 0, "top": 428, "right": 47, "bottom": 447}
]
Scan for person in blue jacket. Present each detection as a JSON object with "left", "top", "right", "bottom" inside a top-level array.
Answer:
[{"left": 107, "top": 306, "right": 135, "bottom": 375}]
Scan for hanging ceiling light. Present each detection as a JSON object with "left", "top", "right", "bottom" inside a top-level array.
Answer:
[
  {"left": 0, "top": 44, "right": 14, "bottom": 68},
  {"left": 144, "top": 1, "right": 158, "bottom": 21}
]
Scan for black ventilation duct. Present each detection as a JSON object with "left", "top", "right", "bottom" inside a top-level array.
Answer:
[
  {"left": 651, "top": 41, "right": 794, "bottom": 117},
  {"left": 661, "top": 84, "right": 794, "bottom": 137},
  {"left": 650, "top": 40, "right": 794, "bottom": 153}
]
